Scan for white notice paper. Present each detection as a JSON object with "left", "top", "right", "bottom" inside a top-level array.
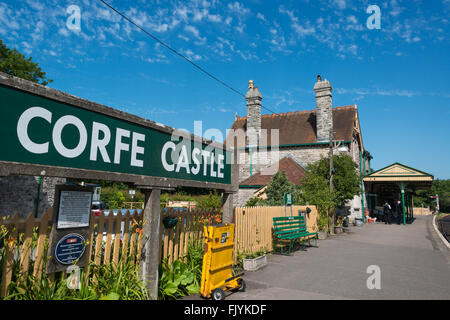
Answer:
[{"left": 57, "top": 191, "right": 92, "bottom": 229}]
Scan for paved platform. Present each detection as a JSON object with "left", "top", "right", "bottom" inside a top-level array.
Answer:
[{"left": 186, "top": 215, "right": 450, "bottom": 300}]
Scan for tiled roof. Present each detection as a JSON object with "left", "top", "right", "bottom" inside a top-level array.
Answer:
[
  {"left": 228, "top": 105, "right": 357, "bottom": 148},
  {"left": 239, "top": 156, "right": 307, "bottom": 187}
]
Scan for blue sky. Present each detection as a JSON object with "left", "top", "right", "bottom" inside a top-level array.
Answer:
[{"left": 1, "top": 0, "right": 449, "bottom": 178}]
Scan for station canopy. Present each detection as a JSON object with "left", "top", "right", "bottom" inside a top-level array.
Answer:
[
  {"left": 363, "top": 163, "right": 434, "bottom": 224},
  {"left": 363, "top": 162, "right": 434, "bottom": 191}
]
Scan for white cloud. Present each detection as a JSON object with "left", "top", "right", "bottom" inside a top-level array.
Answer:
[
  {"left": 335, "top": 87, "right": 418, "bottom": 98},
  {"left": 389, "top": 0, "right": 403, "bottom": 17},
  {"left": 58, "top": 27, "right": 70, "bottom": 37},
  {"left": 256, "top": 13, "right": 266, "bottom": 22},
  {"left": 181, "top": 48, "right": 202, "bottom": 61},
  {"left": 347, "top": 15, "right": 357, "bottom": 24},
  {"left": 207, "top": 14, "right": 222, "bottom": 23},
  {"left": 235, "top": 23, "right": 245, "bottom": 34},
  {"left": 193, "top": 8, "right": 208, "bottom": 22},
  {"left": 279, "top": 7, "right": 315, "bottom": 37},
  {"left": 334, "top": 0, "right": 346, "bottom": 10},
  {"left": 348, "top": 44, "right": 358, "bottom": 55},
  {"left": 184, "top": 25, "right": 200, "bottom": 38},
  {"left": 178, "top": 34, "right": 190, "bottom": 42},
  {"left": 227, "top": 2, "right": 250, "bottom": 15}
]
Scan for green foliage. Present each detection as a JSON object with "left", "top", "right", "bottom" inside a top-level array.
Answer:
[
  {"left": 0, "top": 39, "right": 52, "bottom": 85},
  {"left": 299, "top": 154, "right": 360, "bottom": 230},
  {"left": 245, "top": 197, "right": 263, "bottom": 207},
  {"left": 265, "top": 171, "right": 296, "bottom": 206},
  {"left": 300, "top": 173, "right": 333, "bottom": 231},
  {"left": 2, "top": 224, "right": 148, "bottom": 300},
  {"left": 5, "top": 255, "right": 148, "bottom": 300},
  {"left": 184, "top": 240, "right": 204, "bottom": 282},
  {"left": 161, "top": 192, "right": 196, "bottom": 203},
  {"left": 196, "top": 190, "right": 222, "bottom": 210},
  {"left": 317, "top": 210, "right": 330, "bottom": 231},
  {"left": 100, "top": 186, "right": 126, "bottom": 209},
  {"left": 158, "top": 241, "right": 203, "bottom": 300},
  {"left": 243, "top": 171, "right": 304, "bottom": 207},
  {"left": 123, "top": 189, "right": 145, "bottom": 203},
  {"left": 414, "top": 179, "right": 450, "bottom": 213},
  {"left": 305, "top": 154, "right": 361, "bottom": 208},
  {"left": 234, "top": 247, "right": 267, "bottom": 273}
]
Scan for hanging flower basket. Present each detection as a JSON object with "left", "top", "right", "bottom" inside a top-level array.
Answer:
[{"left": 163, "top": 216, "right": 178, "bottom": 229}]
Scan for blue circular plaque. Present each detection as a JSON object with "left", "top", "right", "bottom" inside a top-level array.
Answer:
[{"left": 54, "top": 233, "right": 86, "bottom": 265}]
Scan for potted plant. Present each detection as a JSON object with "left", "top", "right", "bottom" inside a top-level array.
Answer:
[
  {"left": 241, "top": 248, "right": 267, "bottom": 272},
  {"left": 334, "top": 217, "right": 343, "bottom": 234},
  {"left": 317, "top": 213, "right": 329, "bottom": 240}
]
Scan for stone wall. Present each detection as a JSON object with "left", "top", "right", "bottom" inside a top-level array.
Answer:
[
  {"left": 235, "top": 142, "right": 365, "bottom": 211},
  {"left": 238, "top": 145, "right": 350, "bottom": 183},
  {"left": 234, "top": 188, "right": 257, "bottom": 207},
  {"left": 0, "top": 175, "right": 66, "bottom": 218}
]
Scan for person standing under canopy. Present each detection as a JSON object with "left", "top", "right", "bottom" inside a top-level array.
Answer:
[{"left": 383, "top": 200, "right": 392, "bottom": 225}]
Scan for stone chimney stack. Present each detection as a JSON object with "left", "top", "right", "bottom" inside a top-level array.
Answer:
[
  {"left": 245, "top": 80, "right": 262, "bottom": 147},
  {"left": 313, "top": 75, "right": 333, "bottom": 142}
]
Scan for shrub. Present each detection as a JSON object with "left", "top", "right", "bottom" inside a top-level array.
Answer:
[
  {"left": 101, "top": 187, "right": 126, "bottom": 209},
  {"left": 196, "top": 191, "right": 222, "bottom": 210},
  {"left": 5, "top": 253, "right": 148, "bottom": 300}
]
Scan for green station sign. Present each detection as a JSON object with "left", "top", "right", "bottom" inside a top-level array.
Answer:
[{"left": 0, "top": 84, "right": 231, "bottom": 185}]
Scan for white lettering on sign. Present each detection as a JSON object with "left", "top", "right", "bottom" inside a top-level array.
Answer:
[
  {"left": 114, "top": 128, "right": 130, "bottom": 165},
  {"left": 90, "top": 122, "right": 111, "bottom": 163},
  {"left": 176, "top": 144, "right": 190, "bottom": 174},
  {"left": 16, "top": 106, "right": 146, "bottom": 167},
  {"left": 161, "top": 141, "right": 225, "bottom": 179},
  {"left": 131, "top": 132, "right": 145, "bottom": 167},
  {"left": 191, "top": 148, "right": 201, "bottom": 175},
  {"left": 52, "top": 115, "right": 88, "bottom": 158},
  {"left": 161, "top": 141, "right": 176, "bottom": 171},
  {"left": 217, "top": 154, "right": 224, "bottom": 178},
  {"left": 17, "top": 106, "right": 52, "bottom": 154},
  {"left": 201, "top": 150, "right": 210, "bottom": 176}
]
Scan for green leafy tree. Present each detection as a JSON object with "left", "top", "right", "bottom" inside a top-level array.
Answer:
[
  {"left": 300, "top": 154, "right": 361, "bottom": 231},
  {"left": 245, "top": 197, "right": 263, "bottom": 207},
  {"left": 196, "top": 190, "right": 222, "bottom": 210},
  {"left": 101, "top": 187, "right": 126, "bottom": 209},
  {"left": 414, "top": 179, "right": 450, "bottom": 213},
  {"left": 0, "top": 39, "right": 52, "bottom": 85},
  {"left": 299, "top": 174, "right": 333, "bottom": 231},
  {"left": 264, "top": 171, "right": 299, "bottom": 206}
]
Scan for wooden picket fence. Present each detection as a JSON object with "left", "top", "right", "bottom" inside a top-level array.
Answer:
[
  {"left": 233, "top": 205, "right": 318, "bottom": 259},
  {"left": 159, "top": 207, "right": 221, "bottom": 265},
  {"left": 0, "top": 204, "right": 317, "bottom": 298},
  {"left": 0, "top": 207, "right": 218, "bottom": 298}
]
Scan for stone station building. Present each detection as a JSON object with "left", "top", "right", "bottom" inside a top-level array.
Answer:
[{"left": 228, "top": 76, "right": 371, "bottom": 221}]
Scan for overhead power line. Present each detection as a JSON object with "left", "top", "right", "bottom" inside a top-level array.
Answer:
[{"left": 99, "top": 0, "right": 278, "bottom": 115}]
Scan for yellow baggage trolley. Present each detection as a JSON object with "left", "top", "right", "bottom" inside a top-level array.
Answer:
[{"left": 200, "top": 223, "right": 245, "bottom": 300}]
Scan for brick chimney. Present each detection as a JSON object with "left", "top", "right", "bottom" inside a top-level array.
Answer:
[
  {"left": 313, "top": 75, "right": 333, "bottom": 142},
  {"left": 245, "top": 80, "right": 262, "bottom": 147}
]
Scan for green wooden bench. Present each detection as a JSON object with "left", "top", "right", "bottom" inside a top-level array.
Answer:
[{"left": 272, "top": 215, "right": 318, "bottom": 255}]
